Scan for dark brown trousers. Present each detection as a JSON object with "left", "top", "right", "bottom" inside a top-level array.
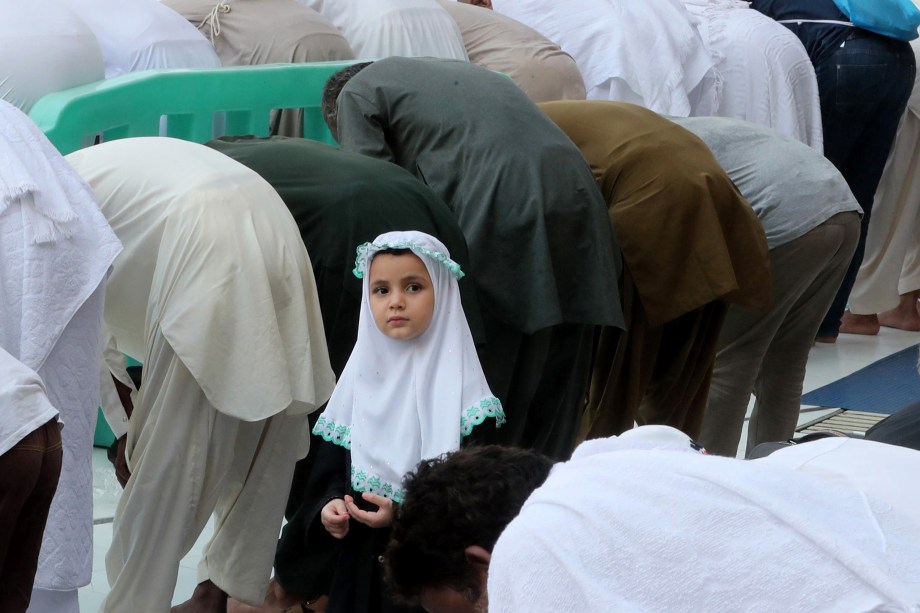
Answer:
[
  {"left": 583, "top": 267, "right": 727, "bottom": 441},
  {"left": 0, "top": 418, "right": 63, "bottom": 613}
]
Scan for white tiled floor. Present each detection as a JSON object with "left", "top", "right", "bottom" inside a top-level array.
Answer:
[{"left": 78, "top": 327, "right": 920, "bottom": 611}]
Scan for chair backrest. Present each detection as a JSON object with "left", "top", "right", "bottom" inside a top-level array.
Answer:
[{"left": 28, "top": 60, "right": 357, "bottom": 155}]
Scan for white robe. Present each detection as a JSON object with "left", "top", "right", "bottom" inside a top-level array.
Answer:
[
  {"left": 295, "top": 0, "right": 468, "bottom": 61},
  {"left": 0, "top": 101, "right": 122, "bottom": 606},
  {"left": 0, "top": 0, "right": 104, "bottom": 113},
  {"left": 488, "top": 430, "right": 920, "bottom": 612},
  {"left": 681, "top": 0, "right": 823, "bottom": 150},
  {"left": 491, "top": 0, "right": 721, "bottom": 116},
  {"left": 60, "top": 0, "right": 221, "bottom": 78}
]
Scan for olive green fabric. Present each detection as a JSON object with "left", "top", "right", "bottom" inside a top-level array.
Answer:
[{"left": 540, "top": 100, "right": 772, "bottom": 325}]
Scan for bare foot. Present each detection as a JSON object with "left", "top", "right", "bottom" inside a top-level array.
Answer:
[
  {"left": 878, "top": 291, "right": 920, "bottom": 331},
  {"left": 226, "top": 579, "right": 322, "bottom": 613},
  {"left": 839, "top": 310, "right": 880, "bottom": 336},
  {"left": 172, "top": 580, "right": 227, "bottom": 613}
]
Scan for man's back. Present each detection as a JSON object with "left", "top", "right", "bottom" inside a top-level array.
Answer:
[
  {"left": 336, "top": 57, "right": 622, "bottom": 333},
  {"left": 489, "top": 436, "right": 920, "bottom": 612},
  {"left": 66, "top": 137, "right": 332, "bottom": 422}
]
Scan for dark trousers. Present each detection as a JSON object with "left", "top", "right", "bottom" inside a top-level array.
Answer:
[
  {"left": 469, "top": 319, "right": 597, "bottom": 461},
  {"left": 583, "top": 266, "right": 727, "bottom": 442},
  {"left": 0, "top": 418, "right": 63, "bottom": 613},
  {"left": 816, "top": 31, "right": 916, "bottom": 337}
]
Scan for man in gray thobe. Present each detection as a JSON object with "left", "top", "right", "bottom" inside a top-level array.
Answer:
[{"left": 672, "top": 117, "right": 862, "bottom": 457}]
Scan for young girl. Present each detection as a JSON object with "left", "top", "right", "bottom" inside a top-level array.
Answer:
[{"left": 305, "top": 230, "right": 505, "bottom": 612}]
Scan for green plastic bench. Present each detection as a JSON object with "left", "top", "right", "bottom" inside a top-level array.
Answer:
[{"left": 29, "top": 61, "right": 356, "bottom": 155}]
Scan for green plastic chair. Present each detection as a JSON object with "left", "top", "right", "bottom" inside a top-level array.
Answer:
[{"left": 29, "top": 61, "right": 357, "bottom": 155}]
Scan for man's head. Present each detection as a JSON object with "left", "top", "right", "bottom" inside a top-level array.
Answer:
[
  {"left": 321, "top": 61, "right": 374, "bottom": 141},
  {"left": 386, "top": 445, "right": 554, "bottom": 612}
]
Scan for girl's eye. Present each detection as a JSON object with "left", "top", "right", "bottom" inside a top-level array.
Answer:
[
  {"left": 373, "top": 287, "right": 388, "bottom": 296},
  {"left": 406, "top": 284, "right": 422, "bottom": 293}
]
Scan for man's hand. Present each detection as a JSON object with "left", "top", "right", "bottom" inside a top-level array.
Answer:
[
  {"left": 321, "top": 498, "right": 350, "bottom": 539},
  {"left": 114, "top": 435, "right": 131, "bottom": 488},
  {"left": 344, "top": 493, "right": 394, "bottom": 529}
]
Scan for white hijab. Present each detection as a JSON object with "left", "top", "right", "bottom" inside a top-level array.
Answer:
[{"left": 313, "top": 231, "right": 502, "bottom": 503}]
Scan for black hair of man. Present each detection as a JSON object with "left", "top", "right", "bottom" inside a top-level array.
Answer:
[
  {"left": 386, "top": 445, "right": 554, "bottom": 603},
  {"left": 321, "top": 61, "right": 374, "bottom": 140}
]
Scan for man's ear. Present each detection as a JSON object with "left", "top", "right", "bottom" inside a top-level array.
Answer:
[{"left": 464, "top": 545, "right": 491, "bottom": 581}]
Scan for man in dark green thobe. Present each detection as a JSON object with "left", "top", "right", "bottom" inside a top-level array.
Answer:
[
  {"left": 208, "top": 135, "right": 481, "bottom": 609},
  {"left": 322, "top": 58, "right": 624, "bottom": 461}
]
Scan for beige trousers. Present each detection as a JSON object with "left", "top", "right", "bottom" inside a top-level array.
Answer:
[
  {"left": 850, "top": 109, "right": 920, "bottom": 313},
  {"left": 103, "top": 329, "right": 307, "bottom": 612}
]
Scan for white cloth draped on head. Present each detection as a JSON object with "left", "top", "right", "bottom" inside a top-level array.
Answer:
[
  {"left": 313, "top": 230, "right": 503, "bottom": 503},
  {"left": 488, "top": 428, "right": 920, "bottom": 612},
  {"left": 679, "top": 0, "right": 824, "bottom": 150},
  {"left": 0, "top": 100, "right": 121, "bottom": 602},
  {"left": 0, "top": 100, "right": 121, "bottom": 371}
]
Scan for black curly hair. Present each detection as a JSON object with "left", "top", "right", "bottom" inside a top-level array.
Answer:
[
  {"left": 321, "top": 61, "right": 374, "bottom": 140},
  {"left": 385, "top": 445, "right": 553, "bottom": 603}
]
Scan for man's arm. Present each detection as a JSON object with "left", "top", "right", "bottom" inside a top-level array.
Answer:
[{"left": 98, "top": 328, "right": 135, "bottom": 487}]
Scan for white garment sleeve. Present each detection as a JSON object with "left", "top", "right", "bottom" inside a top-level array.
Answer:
[{"left": 98, "top": 327, "right": 134, "bottom": 439}]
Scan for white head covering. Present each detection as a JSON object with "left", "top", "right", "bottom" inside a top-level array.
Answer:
[
  {"left": 0, "top": 100, "right": 121, "bottom": 371},
  {"left": 313, "top": 230, "right": 503, "bottom": 502},
  {"left": 488, "top": 430, "right": 920, "bottom": 612}
]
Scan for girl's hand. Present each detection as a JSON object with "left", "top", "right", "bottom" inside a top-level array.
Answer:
[
  {"left": 344, "top": 493, "right": 394, "bottom": 529},
  {"left": 321, "top": 498, "right": 350, "bottom": 539}
]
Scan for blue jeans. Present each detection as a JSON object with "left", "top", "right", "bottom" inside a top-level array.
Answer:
[{"left": 815, "top": 30, "right": 915, "bottom": 338}]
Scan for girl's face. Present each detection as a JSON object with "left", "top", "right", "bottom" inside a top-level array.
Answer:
[{"left": 368, "top": 253, "right": 435, "bottom": 341}]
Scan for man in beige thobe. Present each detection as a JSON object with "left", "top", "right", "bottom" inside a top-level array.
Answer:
[{"left": 66, "top": 137, "right": 335, "bottom": 613}]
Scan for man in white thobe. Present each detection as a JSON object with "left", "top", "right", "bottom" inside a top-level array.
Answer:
[
  {"left": 680, "top": 0, "right": 823, "bottom": 149},
  {"left": 65, "top": 137, "right": 335, "bottom": 613},
  {"left": 295, "top": 0, "right": 468, "bottom": 61},
  {"left": 0, "top": 0, "right": 104, "bottom": 113},
  {"left": 490, "top": 0, "right": 721, "bottom": 116},
  {"left": 0, "top": 100, "right": 122, "bottom": 613}
]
